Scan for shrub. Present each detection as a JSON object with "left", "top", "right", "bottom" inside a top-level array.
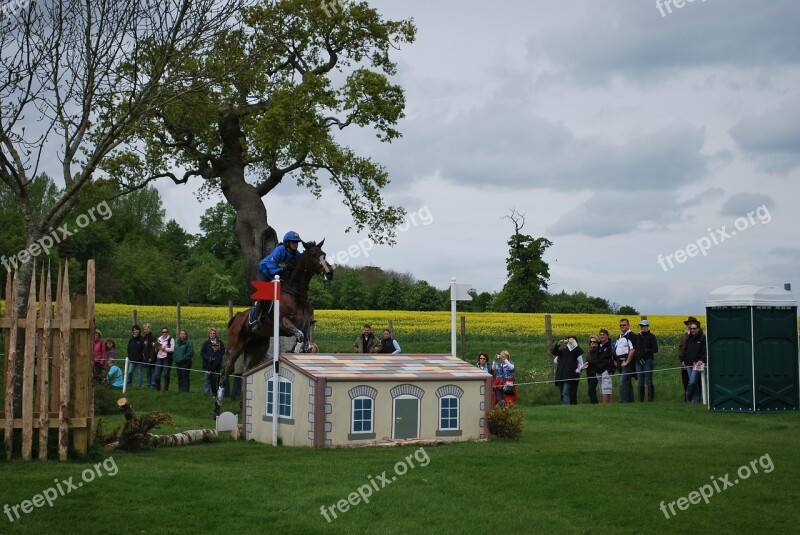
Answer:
[
  {"left": 486, "top": 402, "right": 525, "bottom": 439},
  {"left": 94, "top": 383, "right": 119, "bottom": 415}
]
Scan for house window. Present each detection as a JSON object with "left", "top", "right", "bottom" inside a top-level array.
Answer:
[
  {"left": 267, "top": 378, "right": 292, "bottom": 419},
  {"left": 352, "top": 397, "right": 373, "bottom": 433},
  {"left": 439, "top": 396, "right": 459, "bottom": 430}
]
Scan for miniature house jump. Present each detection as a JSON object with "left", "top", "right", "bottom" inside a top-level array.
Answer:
[{"left": 243, "top": 353, "right": 493, "bottom": 447}]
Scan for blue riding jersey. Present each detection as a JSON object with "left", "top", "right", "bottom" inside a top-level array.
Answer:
[{"left": 259, "top": 244, "right": 300, "bottom": 277}]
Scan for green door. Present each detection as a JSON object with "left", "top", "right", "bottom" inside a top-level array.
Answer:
[
  {"left": 753, "top": 307, "right": 800, "bottom": 411},
  {"left": 708, "top": 307, "right": 754, "bottom": 411},
  {"left": 394, "top": 398, "right": 419, "bottom": 439}
]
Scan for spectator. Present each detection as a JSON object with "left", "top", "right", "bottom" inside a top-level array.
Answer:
[
  {"left": 636, "top": 320, "right": 659, "bottom": 402},
  {"left": 491, "top": 350, "right": 518, "bottom": 405},
  {"left": 353, "top": 324, "right": 380, "bottom": 353},
  {"left": 92, "top": 330, "right": 107, "bottom": 382},
  {"left": 173, "top": 329, "right": 194, "bottom": 394},
  {"left": 126, "top": 325, "right": 146, "bottom": 389},
  {"left": 681, "top": 320, "right": 707, "bottom": 404},
  {"left": 596, "top": 329, "right": 615, "bottom": 404},
  {"left": 142, "top": 323, "right": 158, "bottom": 387},
  {"left": 149, "top": 326, "right": 175, "bottom": 391},
  {"left": 105, "top": 339, "right": 117, "bottom": 373},
  {"left": 201, "top": 329, "right": 226, "bottom": 396},
  {"left": 104, "top": 357, "right": 124, "bottom": 388},
  {"left": 476, "top": 352, "right": 491, "bottom": 374},
  {"left": 308, "top": 343, "right": 319, "bottom": 353},
  {"left": 585, "top": 336, "right": 599, "bottom": 404},
  {"left": 379, "top": 329, "right": 401, "bottom": 354},
  {"left": 615, "top": 318, "right": 637, "bottom": 403},
  {"left": 552, "top": 337, "right": 584, "bottom": 405},
  {"left": 678, "top": 317, "right": 696, "bottom": 398},
  {"left": 201, "top": 328, "right": 225, "bottom": 394}
]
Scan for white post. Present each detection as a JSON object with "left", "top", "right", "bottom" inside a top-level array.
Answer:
[
  {"left": 122, "top": 356, "right": 129, "bottom": 394},
  {"left": 450, "top": 277, "right": 457, "bottom": 357},
  {"left": 272, "top": 275, "right": 280, "bottom": 447},
  {"left": 701, "top": 367, "right": 708, "bottom": 406}
]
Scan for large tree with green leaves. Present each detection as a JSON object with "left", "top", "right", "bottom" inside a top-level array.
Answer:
[
  {"left": 112, "top": 0, "right": 416, "bottom": 283},
  {"left": 493, "top": 209, "right": 553, "bottom": 313}
]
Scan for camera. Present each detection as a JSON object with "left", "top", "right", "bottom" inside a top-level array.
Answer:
[{"left": 495, "top": 354, "right": 502, "bottom": 361}]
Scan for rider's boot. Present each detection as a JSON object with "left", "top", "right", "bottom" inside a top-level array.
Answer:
[{"left": 249, "top": 300, "right": 264, "bottom": 332}]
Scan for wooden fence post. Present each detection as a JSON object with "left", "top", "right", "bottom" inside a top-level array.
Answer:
[
  {"left": 21, "top": 266, "right": 37, "bottom": 460},
  {"left": 176, "top": 302, "right": 181, "bottom": 333},
  {"left": 58, "top": 264, "right": 71, "bottom": 461},
  {"left": 228, "top": 301, "right": 233, "bottom": 321},
  {"left": 4, "top": 271, "right": 19, "bottom": 460},
  {"left": 133, "top": 309, "right": 138, "bottom": 327},
  {"left": 38, "top": 268, "right": 53, "bottom": 460}
]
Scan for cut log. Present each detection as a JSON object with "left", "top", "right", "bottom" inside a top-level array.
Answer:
[
  {"left": 104, "top": 429, "right": 219, "bottom": 452},
  {"left": 150, "top": 429, "right": 219, "bottom": 447},
  {"left": 117, "top": 398, "right": 136, "bottom": 421}
]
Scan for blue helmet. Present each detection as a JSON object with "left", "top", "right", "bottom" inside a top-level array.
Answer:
[{"left": 283, "top": 231, "right": 301, "bottom": 243}]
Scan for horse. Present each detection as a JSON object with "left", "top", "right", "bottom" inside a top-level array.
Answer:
[{"left": 214, "top": 240, "right": 333, "bottom": 416}]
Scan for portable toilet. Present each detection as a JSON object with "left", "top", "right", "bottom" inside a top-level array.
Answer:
[{"left": 705, "top": 285, "right": 799, "bottom": 412}]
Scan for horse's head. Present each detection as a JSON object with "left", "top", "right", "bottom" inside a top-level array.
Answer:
[{"left": 300, "top": 239, "right": 334, "bottom": 281}]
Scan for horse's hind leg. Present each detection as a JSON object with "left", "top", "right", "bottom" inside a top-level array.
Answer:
[{"left": 214, "top": 348, "right": 241, "bottom": 417}]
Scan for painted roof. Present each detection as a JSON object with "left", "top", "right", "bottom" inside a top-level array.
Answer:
[
  {"left": 245, "top": 353, "right": 491, "bottom": 381},
  {"left": 706, "top": 285, "right": 797, "bottom": 307}
]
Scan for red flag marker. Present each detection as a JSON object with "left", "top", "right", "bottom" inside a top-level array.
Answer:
[{"left": 251, "top": 280, "right": 281, "bottom": 300}]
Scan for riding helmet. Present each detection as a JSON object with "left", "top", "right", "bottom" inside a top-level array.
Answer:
[{"left": 283, "top": 231, "right": 302, "bottom": 243}]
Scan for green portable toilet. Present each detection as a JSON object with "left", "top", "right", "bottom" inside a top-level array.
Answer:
[{"left": 705, "top": 285, "right": 799, "bottom": 412}]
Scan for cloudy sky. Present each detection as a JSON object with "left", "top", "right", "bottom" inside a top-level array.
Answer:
[{"left": 160, "top": 0, "right": 800, "bottom": 314}]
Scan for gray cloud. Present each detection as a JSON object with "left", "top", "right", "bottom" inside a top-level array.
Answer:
[
  {"left": 720, "top": 192, "right": 775, "bottom": 217},
  {"left": 730, "top": 98, "right": 800, "bottom": 173},
  {"left": 527, "top": 1, "right": 800, "bottom": 84}
]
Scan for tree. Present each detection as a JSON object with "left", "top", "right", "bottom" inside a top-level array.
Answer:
[
  {"left": 618, "top": 305, "right": 640, "bottom": 316},
  {"left": 195, "top": 203, "right": 241, "bottom": 268},
  {"left": 0, "top": 0, "right": 243, "bottom": 414},
  {"left": 118, "top": 1, "right": 416, "bottom": 284},
  {"left": 493, "top": 210, "right": 553, "bottom": 313}
]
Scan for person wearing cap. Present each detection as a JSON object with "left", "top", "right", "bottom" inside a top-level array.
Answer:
[
  {"left": 249, "top": 230, "right": 303, "bottom": 331},
  {"left": 104, "top": 357, "right": 124, "bottom": 388},
  {"left": 635, "top": 320, "right": 659, "bottom": 402},
  {"left": 681, "top": 319, "right": 707, "bottom": 403},
  {"left": 678, "top": 317, "right": 698, "bottom": 395}
]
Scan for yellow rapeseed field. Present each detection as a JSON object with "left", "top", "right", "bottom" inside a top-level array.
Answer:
[{"left": 90, "top": 304, "right": 700, "bottom": 339}]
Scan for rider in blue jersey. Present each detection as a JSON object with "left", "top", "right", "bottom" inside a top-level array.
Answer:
[{"left": 249, "top": 231, "right": 302, "bottom": 331}]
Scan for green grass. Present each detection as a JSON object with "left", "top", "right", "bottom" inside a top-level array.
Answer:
[{"left": 1, "top": 386, "right": 798, "bottom": 534}]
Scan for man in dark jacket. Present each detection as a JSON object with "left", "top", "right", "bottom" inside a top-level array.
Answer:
[
  {"left": 636, "top": 320, "right": 659, "bottom": 402},
  {"left": 353, "top": 324, "right": 380, "bottom": 353},
  {"left": 595, "top": 329, "right": 615, "bottom": 403},
  {"left": 552, "top": 336, "right": 584, "bottom": 405},
  {"left": 126, "top": 325, "right": 146, "bottom": 389},
  {"left": 681, "top": 320, "right": 707, "bottom": 403}
]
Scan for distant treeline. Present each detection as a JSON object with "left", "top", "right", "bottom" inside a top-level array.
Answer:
[{"left": 0, "top": 177, "right": 636, "bottom": 313}]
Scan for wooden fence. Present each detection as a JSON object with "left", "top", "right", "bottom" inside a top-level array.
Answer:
[{"left": 0, "top": 260, "right": 95, "bottom": 461}]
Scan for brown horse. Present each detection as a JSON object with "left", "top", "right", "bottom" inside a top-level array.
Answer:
[{"left": 215, "top": 240, "right": 333, "bottom": 416}]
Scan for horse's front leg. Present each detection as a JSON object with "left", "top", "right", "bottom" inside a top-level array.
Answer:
[
  {"left": 214, "top": 349, "right": 238, "bottom": 417},
  {"left": 280, "top": 317, "right": 306, "bottom": 352}
]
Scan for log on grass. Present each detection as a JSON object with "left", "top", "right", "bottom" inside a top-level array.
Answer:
[{"left": 150, "top": 429, "right": 219, "bottom": 447}]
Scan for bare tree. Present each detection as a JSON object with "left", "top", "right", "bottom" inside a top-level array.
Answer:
[{"left": 0, "top": 0, "right": 245, "bottom": 415}]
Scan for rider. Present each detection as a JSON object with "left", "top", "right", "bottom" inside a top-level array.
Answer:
[{"left": 249, "top": 230, "right": 302, "bottom": 331}]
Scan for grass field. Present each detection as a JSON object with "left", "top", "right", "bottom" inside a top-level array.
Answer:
[{"left": 0, "top": 387, "right": 798, "bottom": 534}]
